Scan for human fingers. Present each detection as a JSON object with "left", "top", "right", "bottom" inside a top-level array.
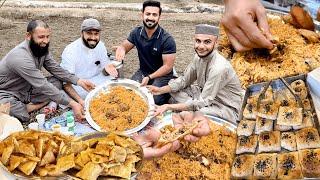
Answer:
[
  {"left": 153, "top": 141, "right": 181, "bottom": 158},
  {"left": 193, "top": 119, "right": 211, "bottom": 137},
  {"left": 115, "top": 49, "right": 125, "bottom": 61},
  {"left": 83, "top": 80, "right": 95, "bottom": 91},
  {"left": 159, "top": 105, "right": 169, "bottom": 114},
  {"left": 140, "top": 81, "right": 147, "bottom": 87},
  {"left": 230, "top": 27, "right": 259, "bottom": 48},
  {"left": 131, "top": 129, "right": 160, "bottom": 146},
  {"left": 110, "top": 68, "right": 118, "bottom": 77},
  {"left": 113, "top": 66, "right": 119, "bottom": 77},
  {"left": 222, "top": 16, "right": 259, "bottom": 49},
  {"left": 239, "top": 13, "right": 273, "bottom": 49},
  {"left": 181, "top": 111, "right": 196, "bottom": 123},
  {"left": 77, "top": 79, "right": 86, "bottom": 91},
  {"left": 226, "top": 31, "right": 251, "bottom": 52},
  {"left": 89, "top": 81, "right": 96, "bottom": 89},
  {"left": 81, "top": 106, "right": 85, "bottom": 115},
  {"left": 143, "top": 143, "right": 172, "bottom": 159},
  {"left": 131, "top": 133, "right": 145, "bottom": 144},
  {"left": 75, "top": 116, "right": 83, "bottom": 123},
  {"left": 110, "top": 72, "right": 117, "bottom": 78},
  {"left": 152, "top": 109, "right": 161, "bottom": 117},
  {"left": 82, "top": 85, "right": 91, "bottom": 92},
  {"left": 184, "top": 134, "right": 200, "bottom": 142},
  {"left": 115, "top": 48, "right": 121, "bottom": 59},
  {"left": 146, "top": 85, "right": 155, "bottom": 93},
  {"left": 184, "top": 121, "right": 211, "bottom": 142},
  {"left": 79, "top": 99, "right": 85, "bottom": 107},
  {"left": 255, "top": 6, "right": 273, "bottom": 40},
  {"left": 75, "top": 104, "right": 84, "bottom": 120},
  {"left": 111, "top": 45, "right": 119, "bottom": 52},
  {"left": 140, "top": 77, "right": 149, "bottom": 87},
  {"left": 142, "top": 142, "right": 153, "bottom": 148},
  {"left": 114, "top": 70, "right": 119, "bottom": 78},
  {"left": 131, "top": 133, "right": 152, "bottom": 146},
  {"left": 146, "top": 86, "right": 161, "bottom": 95},
  {"left": 79, "top": 114, "right": 85, "bottom": 122},
  {"left": 144, "top": 128, "right": 161, "bottom": 142},
  {"left": 74, "top": 110, "right": 82, "bottom": 121},
  {"left": 105, "top": 66, "right": 116, "bottom": 77},
  {"left": 172, "top": 113, "right": 184, "bottom": 128},
  {"left": 170, "top": 140, "right": 181, "bottom": 151}
]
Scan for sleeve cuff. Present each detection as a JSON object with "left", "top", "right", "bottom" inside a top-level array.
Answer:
[
  {"left": 102, "top": 68, "right": 108, "bottom": 76},
  {"left": 185, "top": 100, "right": 195, "bottom": 110},
  {"left": 127, "top": 38, "right": 134, "bottom": 45},
  {"left": 162, "top": 51, "right": 176, "bottom": 54},
  {"left": 59, "top": 93, "right": 70, "bottom": 106},
  {"left": 70, "top": 76, "right": 79, "bottom": 85},
  {"left": 168, "top": 80, "right": 180, "bottom": 92}
]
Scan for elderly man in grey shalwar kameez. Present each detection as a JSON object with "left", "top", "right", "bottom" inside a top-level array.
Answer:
[
  {"left": 0, "top": 20, "right": 95, "bottom": 122},
  {"left": 147, "top": 24, "right": 244, "bottom": 123}
]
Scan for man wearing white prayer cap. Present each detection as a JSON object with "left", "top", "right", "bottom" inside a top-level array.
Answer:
[{"left": 147, "top": 24, "right": 244, "bottom": 123}]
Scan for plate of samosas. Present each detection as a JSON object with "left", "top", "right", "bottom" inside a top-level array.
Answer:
[
  {"left": 0, "top": 130, "right": 73, "bottom": 179},
  {"left": 0, "top": 130, "right": 143, "bottom": 180},
  {"left": 59, "top": 132, "right": 143, "bottom": 180}
]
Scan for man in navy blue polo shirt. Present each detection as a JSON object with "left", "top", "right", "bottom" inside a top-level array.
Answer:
[{"left": 115, "top": 0, "right": 176, "bottom": 105}]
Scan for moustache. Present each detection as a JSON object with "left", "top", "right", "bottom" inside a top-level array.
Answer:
[
  {"left": 146, "top": 19, "right": 155, "bottom": 23},
  {"left": 87, "top": 39, "right": 98, "bottom": 42}
]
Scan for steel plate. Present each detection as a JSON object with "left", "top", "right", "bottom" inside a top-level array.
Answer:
[
  {"left": 205, "top": 115, "right": 237, "bottom": 133},
  {"left": 0, "top": 130, "right": 72, "bottom": 180},
  {"left": 0, "top": 165, "right": 70, "bottom": 180},
  {"left": 84, "top": 78, "right": 155, "bottom": 135}
]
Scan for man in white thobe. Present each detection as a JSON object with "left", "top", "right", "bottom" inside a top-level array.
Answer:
[{"left": 60, "top": 18, "right": 118, "bottom": 103}]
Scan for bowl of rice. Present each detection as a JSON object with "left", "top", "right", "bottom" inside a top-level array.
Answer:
[{"left": 84, "top": 78, "right": 155, "bottom": 135}]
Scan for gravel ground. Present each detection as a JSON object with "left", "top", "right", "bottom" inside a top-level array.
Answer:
[
  {"left": 0, "top": 5, "right": 222, "bottom": 124},
  {"left": 0, "top": 7, "right": 222, "bottom": 76}
]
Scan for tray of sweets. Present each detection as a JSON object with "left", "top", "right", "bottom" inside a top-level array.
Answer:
[{"left": 232, "top": 74, "right": 320, "bottom": 179}]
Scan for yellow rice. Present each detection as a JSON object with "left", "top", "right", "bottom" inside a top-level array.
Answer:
[
  {"left": 219, "top": 17, "right": 320, "bottom": 88},
  {"left": 89, "top": 86, "right": 148, "bottom": 131},
  {"left": 139, "top": 121, "right": 237, "bottom": 179}
]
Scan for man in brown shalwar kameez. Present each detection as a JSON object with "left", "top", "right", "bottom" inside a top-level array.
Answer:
[{"left": 147, "top": 24, "right": 244, "bottom": 122}]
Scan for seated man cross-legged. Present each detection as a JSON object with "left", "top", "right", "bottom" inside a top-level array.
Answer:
[
  {"left": 0, "top": 20, "right": 94, "bottom": 122},
  {"left": 61, "top": 18, "right": 118, "bottom": 103}
]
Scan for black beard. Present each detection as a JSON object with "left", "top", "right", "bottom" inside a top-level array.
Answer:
[
  {"left": 195, "top": 49, "right": 214, "bottom": 58},
  {"left": 143, "top": 20, "right": 158, "bottom": 30},
  {"left": 82, "top": 36, "right": 99, "bottom": 49},
  {"left": 29, "top": 38, "right": 49, "bottom": 58}
]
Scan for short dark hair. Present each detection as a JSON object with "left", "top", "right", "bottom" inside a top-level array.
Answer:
[
  {"left": 142, "top": 0, "right": 162, "bottom": 15},
  {"left": 27, "top": 20, "right": 49, "bottom": 33}
]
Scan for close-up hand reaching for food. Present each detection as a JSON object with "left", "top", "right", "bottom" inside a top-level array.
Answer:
[{"left": 221, "top": 0, "right": 274, "bottom": 51}]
